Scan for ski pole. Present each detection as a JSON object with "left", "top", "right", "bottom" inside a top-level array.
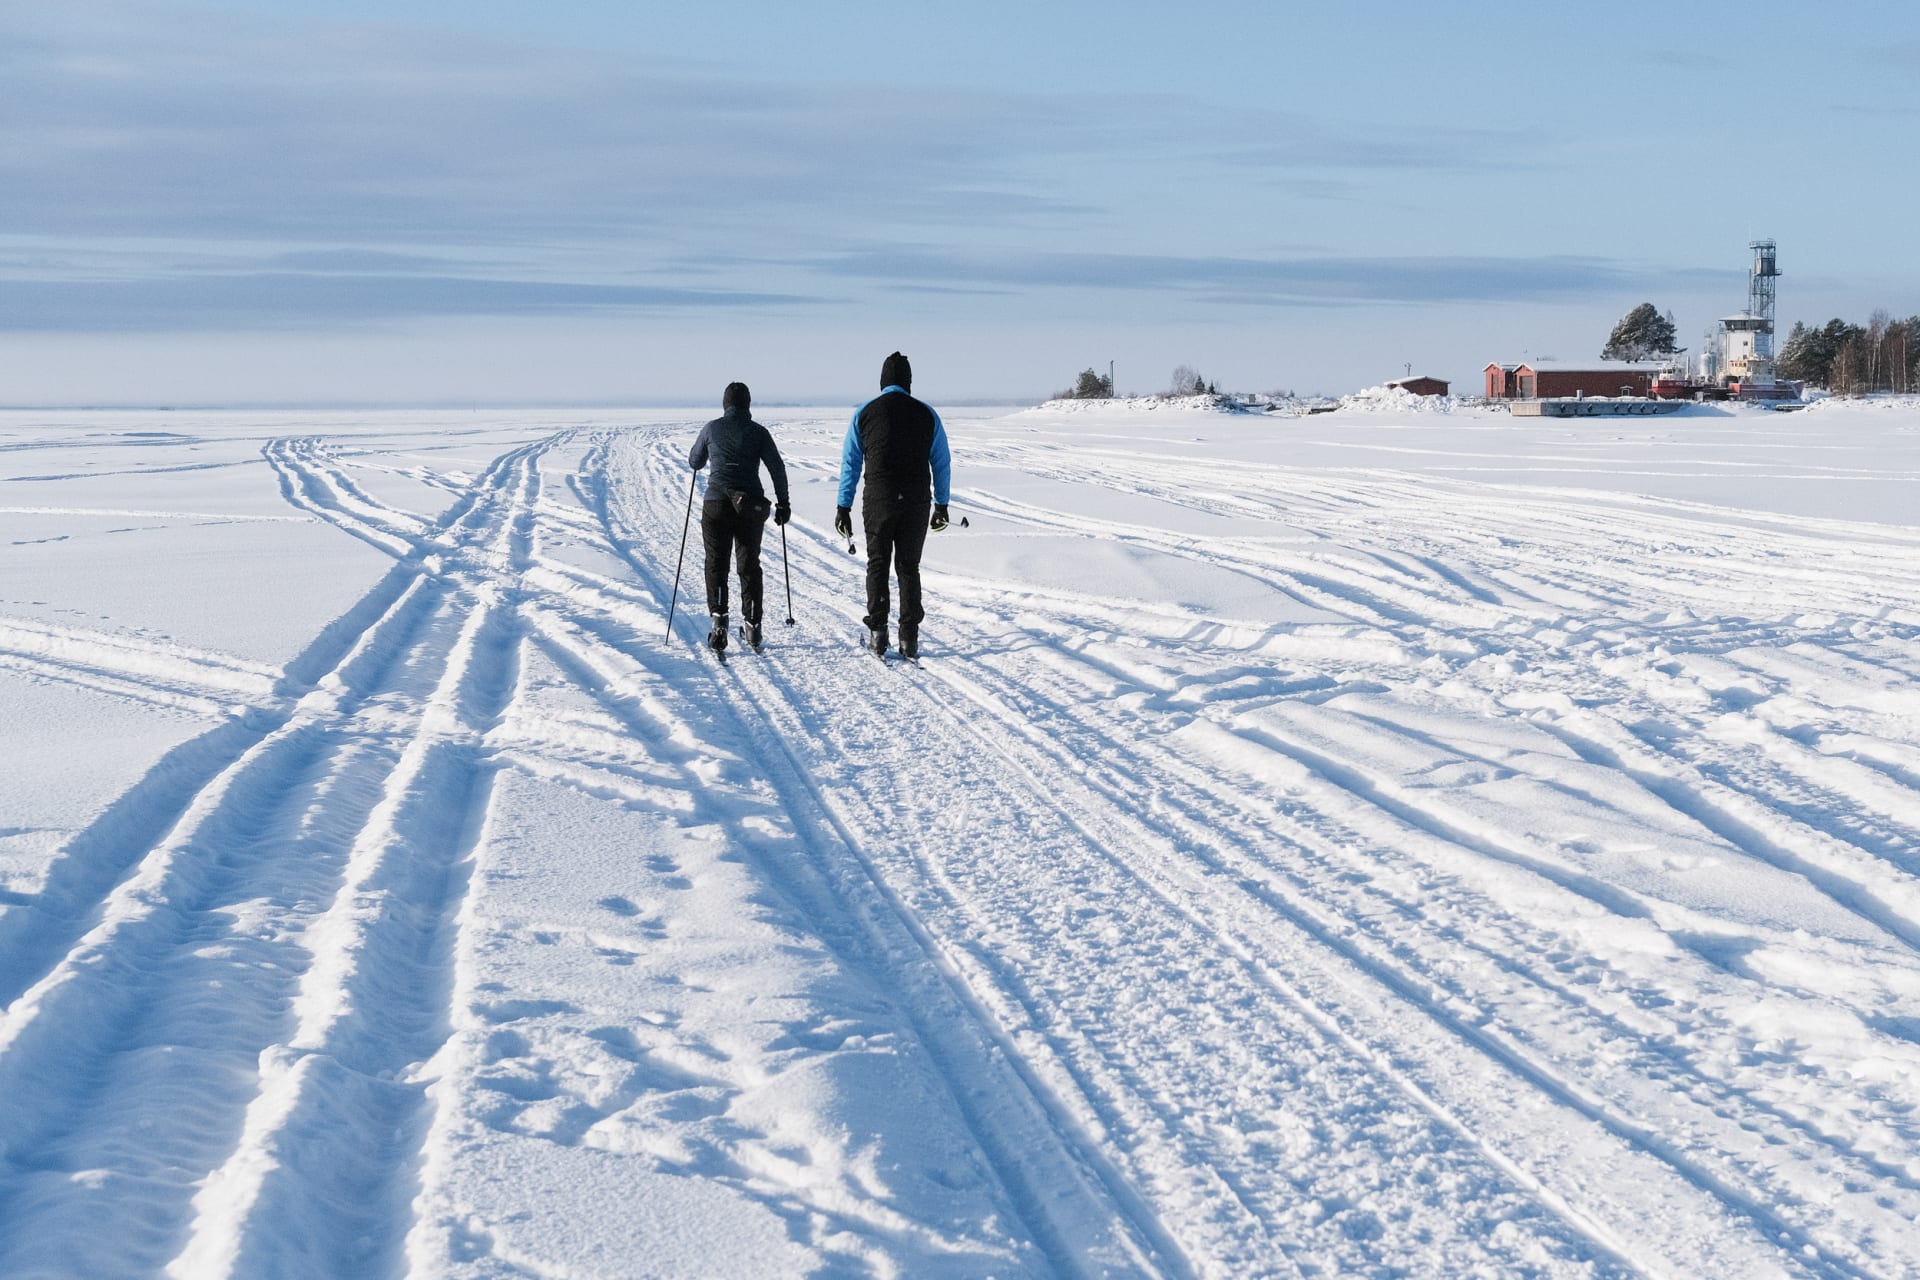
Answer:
[
  {"left": 780, "top": 523, "right": 796, "bottom": 625},
  {"left": 665, "top": 470, "right": 696, "bottom": 641}
]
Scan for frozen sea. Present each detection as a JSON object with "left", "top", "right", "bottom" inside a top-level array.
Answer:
[{"left": 2, "top": 395, "right": 1919, "bottom": 1278}]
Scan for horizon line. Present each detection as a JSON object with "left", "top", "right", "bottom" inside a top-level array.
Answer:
[{"left": 0, "top": 395, "right": 1055, "bottom": 413}]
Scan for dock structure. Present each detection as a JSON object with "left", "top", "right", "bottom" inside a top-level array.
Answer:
[{"left": 1509, "top": 399, "right": 1688, "bottom": 417}]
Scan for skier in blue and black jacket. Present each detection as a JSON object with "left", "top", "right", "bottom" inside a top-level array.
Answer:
[
  {"left": 834, "top": 351, "right": 952, "bottom": 659},
  {"left": 690, "top": 381, "right": 789, "bottom": 653}
]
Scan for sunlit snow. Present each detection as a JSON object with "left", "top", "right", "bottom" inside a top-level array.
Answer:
[{"left": 3, "top": 397, "right": 1919, "bottom": 1277}]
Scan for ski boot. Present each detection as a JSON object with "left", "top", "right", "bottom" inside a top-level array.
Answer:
[
  {"left": 898, "top": 623, "right": 918, "bottom": 661},
  {"left": 707, "top": 613, "right": 729, "bottom": 654},
  {"left": 868, "top": 624, "right": 889, "bottom": 658},
  {"left": 742, "top": 618, "right": 763, "bottom": 651}
]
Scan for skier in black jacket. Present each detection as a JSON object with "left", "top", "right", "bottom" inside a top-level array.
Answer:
[
  {"left": 689, "top": 382, "right": 790, "bottom": 652},
  {"left": 834, "top": 352, "right": 952, "bottom": 659}
]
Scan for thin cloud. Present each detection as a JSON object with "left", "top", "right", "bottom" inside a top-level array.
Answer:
[
  {"left": 3, "top": 5, "right": 1538, "bottom": 250},
  {"left": 266, "top": 250, "right": 489, "bottom": 274},
  {"left": 0, "top": 3, "right": 1572, "bottom": 333},
  {"left": 2, "top": 6, "right": 1127, "bottom": 245},
  {"left": 1211, "top": 124, "right": 1528, "bottom": 175},
  {"left": 877, "top": 283, "right": 1020, "bottom": 298},
  {"left": 815, "top": 247, "right": 1725, "bottom": 306},
  {"left": 2, "top": 274, "right": 824, "bottom": 332}
]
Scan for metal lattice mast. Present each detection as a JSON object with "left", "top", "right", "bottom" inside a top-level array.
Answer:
[{"left": 1749, "top": 239, "right": 1779, "bottom": 361}]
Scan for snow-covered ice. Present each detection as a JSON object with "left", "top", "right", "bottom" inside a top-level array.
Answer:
[{"left": 2, "top": 398, "right": 1920, "bottom": 1277}]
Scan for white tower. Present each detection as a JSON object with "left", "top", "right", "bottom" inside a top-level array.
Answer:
[{"left": 1719, "top": 239, "right": 1779, "bottom": 388}]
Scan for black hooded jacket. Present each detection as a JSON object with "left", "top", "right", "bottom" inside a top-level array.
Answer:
[{"left": 689, "top": 407, "right": 789, "bottom": 504}]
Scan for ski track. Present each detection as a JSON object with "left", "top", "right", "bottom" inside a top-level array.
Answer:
[
  {"left": 2, "top": 418, "right": 1918, "bottom": 1276},
  {"left": 619, "top": 428, "right": 1920, "bottom": 1276},
  {"left": 593, "top": 444, "right": 1608, "bottom": 1277},
  {"left": 927, "top": 438, "right": 1920, "bottom": 1276},
  {"left": 0, "top": 434, "right": 543, "bottom": 1276}
]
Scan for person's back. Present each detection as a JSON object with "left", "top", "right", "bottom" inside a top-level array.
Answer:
[
  {"left": 834, "top": 352, "right": 951, "bottom": 659},
  {"left": 851, "top": 388, "right": 942, "bottom": 508},
  {"left": 694, "top": 406, "right": 783, "bottom": 502},
  {"left": 690, "top": 382, "right": 789, "bottom": 652}
]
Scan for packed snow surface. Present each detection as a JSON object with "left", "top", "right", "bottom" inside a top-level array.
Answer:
[{"left": 3, "top": 400, "right": 1920, "bottom": 1278}]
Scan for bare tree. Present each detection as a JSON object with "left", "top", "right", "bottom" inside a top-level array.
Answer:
[
  {"left": 1873, "top": 313, "right": 1913, "bottom": 395},
  {"left": 1866, "top": 310, "right": 1890, "bottom": 391},
  {"left": 1832, "top": 332, "right": 1864, "bottom": 395},
  {"left": 1168, "top": 364, "right": 1205, "bottom": 396}
]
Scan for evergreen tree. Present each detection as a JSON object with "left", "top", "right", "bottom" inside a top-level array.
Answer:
[
  {"left": 1068, "top": 367, "right": 1113, "bottom": 399},
  {"left": 1814, "top": 319, "right": 1863, "bottom": 390},
  {"left": 1773, "top": 312, "right": 1920, "bottom": 393},
  {"left": 1776, "top": 321, "right": 1820, "bottom": 384},
  {"left": 1601, "top": 303, "right": 1680, "bottom": 362}
]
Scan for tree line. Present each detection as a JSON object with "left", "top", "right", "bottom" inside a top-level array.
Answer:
[
  {"left": 1056, "top": 365, "right": 1215, "bottom": 400},
  {"left": 1778, "top": 312, "right": 1919, "bottom": 395},
  {"left": 1059, "top": 368, "right": 1115, "bottom": 399}
]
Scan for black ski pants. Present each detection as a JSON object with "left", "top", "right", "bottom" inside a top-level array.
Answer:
[
  {"left": 701, "top": 496, "right": 768, "bottom": 621},
  {"left": 862, "top": 500, "right": 930, "bottom": 637}
]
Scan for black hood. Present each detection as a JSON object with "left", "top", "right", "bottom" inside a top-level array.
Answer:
[{"left": 880, "top": 352, "right": 911, "bottom": 391}]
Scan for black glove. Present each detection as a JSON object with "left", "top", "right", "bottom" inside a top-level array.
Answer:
[
  {"left": 930, "top": 504, "right": 950, "bottom": 532},
  {"left": 774, "top": 502, "right": 791, "bottom": 526},
  {"left": 834, "top": 506, "right": 852, "bottom": 539}
]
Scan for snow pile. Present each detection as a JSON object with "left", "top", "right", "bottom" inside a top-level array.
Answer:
[
  {"left": 1803, "top": 392, "right": 1920, "bottom": 415},
  {"left": 1259, "top": 393, "right": 1342, "bottom": 416},
  {"left": 1337, "top": 383, "right": 1462, "bottom": 413},
  {"left": 1030, "top": 392, "right": 1361, "bottom": 417},
  {"left": 1031, "top": 393, "right": 1253, "bottom": 414}
]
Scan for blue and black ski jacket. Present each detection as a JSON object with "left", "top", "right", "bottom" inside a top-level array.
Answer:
[{"left": 836, "top": 386, "right": 951, "bottom": 511}]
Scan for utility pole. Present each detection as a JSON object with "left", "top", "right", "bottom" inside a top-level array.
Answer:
[{"left": 1109, "top": 360, "right": 1115, "bottom": 398}]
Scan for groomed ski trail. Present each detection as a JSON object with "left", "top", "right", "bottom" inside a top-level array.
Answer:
[{"left": 602, "top": 421, "right": 1920, "bottom": 1277}]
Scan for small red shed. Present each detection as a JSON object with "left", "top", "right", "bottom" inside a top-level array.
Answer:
[{"left": 1387, "top": 376, "right": 1450, "bottom": 397}]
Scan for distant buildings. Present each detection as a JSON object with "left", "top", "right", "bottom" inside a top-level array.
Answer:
[
  {"left": 1386, "top": 376, "right": 1450, "bottom": 396},
  {"left": 1483, "top": 362, "right": 1653, "bottom": 399}
]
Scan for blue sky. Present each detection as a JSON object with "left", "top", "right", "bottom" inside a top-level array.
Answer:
[{"left": 4, "top": 0, "right": 1916, "bottom": 404}]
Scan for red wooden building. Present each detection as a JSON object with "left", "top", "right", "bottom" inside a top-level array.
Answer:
[
  {"left": 1387, "top": 376, "right": 1450, "bottom": 396},
  {"left": 1484, "top": 362, "right": 1653, "bottom": 399}
]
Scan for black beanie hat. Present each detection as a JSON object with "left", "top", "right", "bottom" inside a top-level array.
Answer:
[
  {"left": 881, "top": 351, "right": 911, "bottom": 391},
  {"left": 723, "top": 381, "right": 750, "bottom": 410}
]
